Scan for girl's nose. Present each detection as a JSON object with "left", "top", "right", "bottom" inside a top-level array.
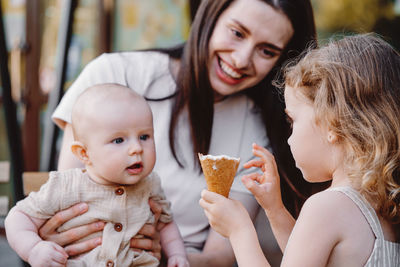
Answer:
[{"left": 231, "top": 43, "right": 253, "bottom": 69}]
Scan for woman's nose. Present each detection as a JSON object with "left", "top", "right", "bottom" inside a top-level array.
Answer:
[{"left": 231, "top": 44, "right": 253, "bottom": 69}]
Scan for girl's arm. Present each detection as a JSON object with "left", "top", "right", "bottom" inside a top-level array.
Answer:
[
  {"left": 193, "top": 190, "right": 259, "bottom": 267},
  {"left": 281, "top": 192, "right": 339, "bottom": 266},
  {"left": 242, "top": 143, "right": 295, "bottom": 251},
  {"left": 199, "top": 190, "right": 270, "bottom": 267},
  {"left": 160, "top": 221, "right": 189, "bottom": 267},
  {"left": 5, "top": 207, "right": 68, "bottom": 266}
]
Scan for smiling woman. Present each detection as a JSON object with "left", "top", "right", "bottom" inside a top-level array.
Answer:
[
  {"left": 35, "top": 0, "right": 322, "bottom": 266},
  {"left": 208, "top": 0, "right": 294, "bottom": 98}
]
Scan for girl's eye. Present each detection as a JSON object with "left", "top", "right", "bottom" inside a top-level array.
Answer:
[
  {"left": 139, "top": 134, "right": 149, "bottom": 141},
  {"left": 112, "top": 137, "right": 124, "bottom": 144},
  {"left": 231, "top": 28, "right": 243, "bottom": 39}
]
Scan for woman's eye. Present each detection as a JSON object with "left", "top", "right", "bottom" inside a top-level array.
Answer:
[
  {"left": 139, "top": 134, "right": 149, "bottom": 141},
  {"left": 261, "top": 48, "right": 275, "bottom": 58},
  {"left": 112, "top": 137, "right": 124, "bottom": 144},
  {"left": 231, "top": 28, "right": 243, "bottom": 39}
]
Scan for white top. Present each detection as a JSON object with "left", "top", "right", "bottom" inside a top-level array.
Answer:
[
  {"left": 328, "top": 187, "right": 400, "bottom": 266},
  {"left": 52, "top": 51, "right": 268, "bottom": 251}
]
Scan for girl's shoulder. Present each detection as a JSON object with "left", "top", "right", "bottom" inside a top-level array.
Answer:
[
  {"left": 292, "top": 188, "right": 375, "bottom": 266},
  {"left": 298, "top": 188, "right": 375, "bottom": 239},
  {"left": 301, "top": 188, "right": 369, "bottom": 223}
]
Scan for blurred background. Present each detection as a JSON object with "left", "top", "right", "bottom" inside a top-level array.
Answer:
[{"left": 0, "top": 0, "right": 399, "bottom": 266}]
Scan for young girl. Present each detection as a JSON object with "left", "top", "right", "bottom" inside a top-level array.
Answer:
[{"left": 200, "top": 33, "right": 400, "bottom": 266}]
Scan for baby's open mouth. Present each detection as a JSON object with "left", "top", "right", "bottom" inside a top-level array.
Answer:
[
  {"left": 126, "top": 162, "right": 143, "bottom": 174},
  {"left": 128, "top": 163, "right": 142, "bottom": 170}
]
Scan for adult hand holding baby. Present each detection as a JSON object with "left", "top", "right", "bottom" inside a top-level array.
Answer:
[{"left": 39, "top": 199, "right": 163, "bottom": 258}]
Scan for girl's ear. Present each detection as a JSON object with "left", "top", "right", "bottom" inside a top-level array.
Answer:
[
  {"left": 327, "top": 130, "right": 338, "bottom": 144},
  {"left": 71, "top": 141, "right": 91, "bottom": 165}
]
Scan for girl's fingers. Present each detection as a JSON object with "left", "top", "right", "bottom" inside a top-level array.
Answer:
[
  {"left": 243, "top": 159, "right": 265, "bottom": 169},
  {"left": 242, "top": 172, "right": 265, "bottom": 185},
  {"left": 200, "top": 189, "right": 224, "bottom": 203}
]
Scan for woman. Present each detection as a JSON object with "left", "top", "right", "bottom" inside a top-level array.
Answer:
[{"left": 40, "top": 0, "right": 321, "bottom": 266}]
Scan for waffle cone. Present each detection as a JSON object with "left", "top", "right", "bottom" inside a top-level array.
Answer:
[{"left": 198, "top": 153, "right": 240, "bottom": 198}]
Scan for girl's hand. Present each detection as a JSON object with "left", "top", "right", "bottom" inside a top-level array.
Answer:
[
  {"left": 38, "top": 203, "right": 104, "bottom": 256},
  {"left": 130, "top": 198, "right": 162, "bottom": 260},
  {"left": 199, "top": 189, "right": 253, "bottom": 238},
  {"left": 242, "top": 143, "right": 284, "bottom": 214},
  {"left": 28, "top": 240, "right": 68, "bottom": 267}
]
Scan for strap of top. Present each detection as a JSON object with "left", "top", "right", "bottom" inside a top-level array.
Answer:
[{"left": 327, "top": 186, "right": 384, "bottom": 238}]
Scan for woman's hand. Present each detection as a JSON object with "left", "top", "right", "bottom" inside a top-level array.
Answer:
[
  {"left": 242, "top": 143, "right": 284, "bottom": 214},
  {"left": 39, "top": 203, "right": 104, "bottom": 256},
  {"left": 130, "top": 198, "right": 163, "bottom": 260},
  {"left": 199, "top": 190, "right": 252, "bottom": 238}
]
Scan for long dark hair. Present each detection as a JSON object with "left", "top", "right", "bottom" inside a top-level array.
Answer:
[{"left": 154, "top": 0, "right": 327, "bottom": 217}]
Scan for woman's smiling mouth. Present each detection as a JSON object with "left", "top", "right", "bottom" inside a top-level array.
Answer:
[{"left": 215, "top": 56, "right": 247, "bottom": 85}]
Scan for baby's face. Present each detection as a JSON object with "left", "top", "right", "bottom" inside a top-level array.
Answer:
[{"left": 83, "top": 99, "right": 156, "bottom": 186}]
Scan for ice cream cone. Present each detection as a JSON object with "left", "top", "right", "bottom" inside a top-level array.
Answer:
[{"left": 198, "top": 153, "right": 240, "bottom": 198}]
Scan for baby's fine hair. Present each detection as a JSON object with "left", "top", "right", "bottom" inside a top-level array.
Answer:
[{"left": 283, "top": 33, "right": 400, "bottom": 226}]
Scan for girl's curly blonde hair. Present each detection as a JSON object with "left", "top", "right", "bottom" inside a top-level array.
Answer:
[{"left": 283, "top": 33, "right": 400, "bottom": 234}]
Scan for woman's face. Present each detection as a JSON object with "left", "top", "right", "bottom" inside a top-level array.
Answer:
[{"left": 208, "top": 0, "right": 294, "bottom": 101}]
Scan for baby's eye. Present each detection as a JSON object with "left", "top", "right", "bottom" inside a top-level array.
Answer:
[
  {"left": 112, "top": 137, "right": 124, "bottom": 144},
  {"left": 139, "top": 134, "right": 150, "bottom": 141}
]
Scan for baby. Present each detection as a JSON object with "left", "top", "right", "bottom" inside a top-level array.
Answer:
[{"left": 5, "top": 83, "right": 189, "bottom": 267}]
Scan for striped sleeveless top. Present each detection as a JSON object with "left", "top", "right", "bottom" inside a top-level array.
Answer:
[{"left": 328, "top": 187, "right": 400, "bottom": 266}]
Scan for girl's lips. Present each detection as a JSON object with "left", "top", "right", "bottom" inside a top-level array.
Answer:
[
  {"left": 126, "top": 163, "right": 143, "bottom": 175},
  {"left": 215, "top": 57, "right": 246, "bottom": 85}
]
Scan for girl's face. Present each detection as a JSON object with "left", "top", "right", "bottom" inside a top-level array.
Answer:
[
  {"left": 208, "top": 0, "right": 294, "bottom": 101},
  {"left": 284, "top": 86, "right": 335, "bottom": 183}
]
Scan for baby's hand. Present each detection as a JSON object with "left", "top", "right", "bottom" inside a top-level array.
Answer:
[
  {"left": 199, "top": 190, "right": 252, "bottom": 238},
  {"left": 28, "top": 240, "right": 68, "bottom": 267},
  {"left": 242, "top": 143, "right": 284, "bottom": 213},
  {"left": 167, "top": 253, "right": 189, "bottom": 267}
]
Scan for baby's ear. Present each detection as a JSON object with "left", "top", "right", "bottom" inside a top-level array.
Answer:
[{"left": 71, "top": 141, "right": 91, "bottom": 165}]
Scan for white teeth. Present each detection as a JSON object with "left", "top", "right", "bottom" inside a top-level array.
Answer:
[{"left": 219, "top": 59, "right": 242, "bottom": 79}]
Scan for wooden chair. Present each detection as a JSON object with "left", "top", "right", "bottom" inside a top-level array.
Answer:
[{"left": 22, "top": 172, "right": 49, "bottom": 195}]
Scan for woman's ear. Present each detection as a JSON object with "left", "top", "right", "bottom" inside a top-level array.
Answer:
[
  {"left": 71, "top": 141, "right": 91, "bottom": 165},
  {"left": 327, "top": 130, "right": 338, "bottom": 144}
]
